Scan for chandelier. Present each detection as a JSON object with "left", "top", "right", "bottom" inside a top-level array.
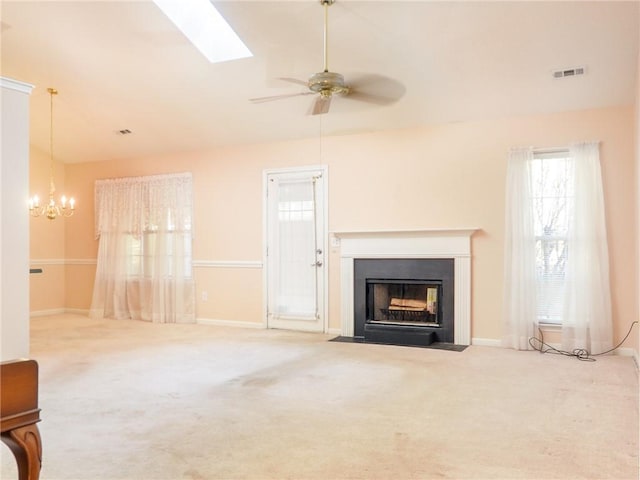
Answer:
[{"left": 29, "top": 87, "right": 75, "bottom": 220}]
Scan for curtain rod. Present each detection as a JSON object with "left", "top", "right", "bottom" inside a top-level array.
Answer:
[
  {"left": 531, "top": 146, "right": 569, "bottom": 154},
  {"left": 532, "top": 141, "right": 600, "bottom": 155}
]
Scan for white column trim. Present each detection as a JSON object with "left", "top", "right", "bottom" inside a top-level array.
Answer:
[
  {"left": 1, "top": 77, "right": 34, "bottom": 94},
  {"left": 454, "top": 256, "right": 472, "bottom": 345},
  {"left": 340, "top": 257, "right": 355, "bottom": 337}
]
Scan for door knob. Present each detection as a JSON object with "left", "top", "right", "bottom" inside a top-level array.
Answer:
[{"left": 311, "top": 261, "right": 323, "bottom": 267}]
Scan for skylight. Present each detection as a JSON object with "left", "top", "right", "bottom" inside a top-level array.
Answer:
[{"left": 153, "top": 0, "right": 252, "bottom": 63}]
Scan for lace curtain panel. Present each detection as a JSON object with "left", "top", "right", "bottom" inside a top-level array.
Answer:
[
  {"left": 502, "top": 142, "right": 612, "bottom": 352},
  {"left": 90, "top": 172, "right": 195, "bottom": 323}
]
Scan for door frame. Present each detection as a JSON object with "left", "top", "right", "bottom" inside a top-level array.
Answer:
[{"left": 262, "top": 165, "right": 329, "bottom": 333}]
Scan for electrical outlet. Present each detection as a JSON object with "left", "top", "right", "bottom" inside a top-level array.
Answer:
[
  {"left": 331, "top": 236, "right": 340, "bottom": 247},
  {"left": 201, "top": 291, "right": 208, "bottom": 302}
]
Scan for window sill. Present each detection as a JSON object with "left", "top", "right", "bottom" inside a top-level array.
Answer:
[{"left": 537, "top": 322, "right": 561, "bottom": 331}]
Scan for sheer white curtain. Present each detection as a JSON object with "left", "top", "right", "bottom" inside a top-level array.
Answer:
[
  {"left": 561, "top": 142, "right": 612, "bottom": 352},
  {"left": 503, "top": 142, "right": 613, "bottom": 352},
  {"left": 502, "top": 147, "right": 538, "bottom": 350},
  {"left": 90, "top": 172, "right": 195, "bottom": 323}
]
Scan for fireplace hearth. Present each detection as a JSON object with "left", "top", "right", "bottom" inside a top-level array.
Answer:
[{"left": 354, "top": 258, "right": 454, "bottom": 346}]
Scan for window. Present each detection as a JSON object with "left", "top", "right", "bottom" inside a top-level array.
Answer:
[
  {"left": 126, "top": 211, "right": 193, "bottom": 278},
  {"left": 278, "top": 200, "right": 314, "bottom": 222},
  {"left": 530, "top": 151, "right": 572, "bottom": 324},
  {"left": 91, "top": 173, "right": 195, "bottom": 323},
  {"left": 503, "top": 143, "right": 612, "bottom": 352}
]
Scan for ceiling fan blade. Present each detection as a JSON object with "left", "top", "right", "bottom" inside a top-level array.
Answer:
[
  {"left": 311, "top": 95, "right": 332, "bottom": 115},
  {"left": 249, "top": 91, "right": 315, "bottom": 104},
  {"left": 345, "top": 74, "right": 406, "bottom": 106},
  {"left": 345, "top": 90, "right": 399, "bottom": 105},
  {"left": 278, "top": 77, "right": 309, "bottom": 87}
]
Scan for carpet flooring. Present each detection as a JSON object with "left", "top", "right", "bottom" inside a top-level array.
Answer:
[{"left": 2, "top": 314, "right": 638, "bottom": 480}]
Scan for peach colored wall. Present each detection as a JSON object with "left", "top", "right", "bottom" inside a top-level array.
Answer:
[
  {"left": 64, "top": 264, "right": 96, "bottom": 312},
  {"left": 194, "top": 268, "right": 263, "bottom": 323},
  {"left": 29, "top": 147, "right": 65, "bottom": 258},
  {"left": 323, "top": 106, "right": 637, "bottom": 345},
  {"left": 62, "top": 138, "right": 320, "bottom": 321},
  {"left": 29, "top": 146, "right": 66, "bottom": 314},
  {"left": 36, "top": 106, "right": 638, "bottom": 349},
  {"left": 30, "top": 264, "right": 65, "bottom": 312}
]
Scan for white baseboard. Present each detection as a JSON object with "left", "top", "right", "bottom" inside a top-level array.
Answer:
[
  {"left": 30, "top": 308, "right": 66, "bottom": 317},
  {"left": 615, "top": 347, "right": 639, "bottom": 368},
  {"left": 196, "top": 318, "right": 265, "bottom": 329},
  {"left": 468, "top": 339, "right": 639, "bottom": 365},
  {"left": 535, "top": 344, "right": 637, "bottom": 363},
  {"left": 30, "top": 308, "right": 89, "bottom": 318},
  {"left": 471, "top": 337, "right": 502, "bottom": 347},
  {"left": 326, "top": 328, "right": 342, "bottom": 336}
]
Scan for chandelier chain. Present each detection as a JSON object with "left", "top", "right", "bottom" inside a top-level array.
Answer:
[{"left": 49, "top": 88, "right": 56, "bottom": 197}]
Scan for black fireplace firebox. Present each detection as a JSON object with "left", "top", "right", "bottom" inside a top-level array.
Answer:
[{"left": 354, "top": 258, "right": 454, "bottom": 346}]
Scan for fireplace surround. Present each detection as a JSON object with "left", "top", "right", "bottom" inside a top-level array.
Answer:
[{"left": 333, "top": 228, "right": 477, "bottom": 345}]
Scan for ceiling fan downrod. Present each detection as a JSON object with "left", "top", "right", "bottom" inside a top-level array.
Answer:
[
  {"left": 308, "top": 0, "right": 348, "bottom": 99},
  {"left": 321, "top": 0, "right": 334, "bottom": 73}
]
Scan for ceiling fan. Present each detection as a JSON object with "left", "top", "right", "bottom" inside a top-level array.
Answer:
[{"left": 250, "top": 0, "right": 404, "bottom": 115}]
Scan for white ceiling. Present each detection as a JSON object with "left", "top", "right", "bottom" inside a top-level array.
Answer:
[{"left": 1, "top": 1, "right": 638, "bottom": 164}]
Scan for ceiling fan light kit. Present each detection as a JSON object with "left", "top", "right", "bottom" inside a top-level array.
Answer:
[{"left": 308, "top": 71, "right": 349, "bottom": 96}]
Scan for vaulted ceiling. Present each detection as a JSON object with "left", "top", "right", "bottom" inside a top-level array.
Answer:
[{"left": 1, "top": 1, "right": 638, "bottom": 164}]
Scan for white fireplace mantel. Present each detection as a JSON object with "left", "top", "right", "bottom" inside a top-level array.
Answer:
[{"left": 332, "top": 228, "right": 479, "bottom": 345}]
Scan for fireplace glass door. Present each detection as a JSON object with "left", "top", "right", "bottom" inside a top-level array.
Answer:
[{"left": 366, "top": 279, "right": 442, "bottom": 326}]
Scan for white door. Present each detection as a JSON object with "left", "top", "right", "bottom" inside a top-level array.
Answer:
[{"left": 265, "top": 167, "right": 326, "bottom": 332}]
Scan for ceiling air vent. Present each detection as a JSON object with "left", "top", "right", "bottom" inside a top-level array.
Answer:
[{"left": 553, "top": 66, "right": 586, "bottom": 79}]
